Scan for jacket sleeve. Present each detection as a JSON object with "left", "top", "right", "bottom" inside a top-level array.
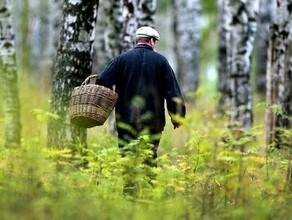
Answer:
[
  {"left": 162, "top": 60, "right": 186, "bottom": 126},
  {"left": 95, "top": 57, "right": 119, "bottom": 89}
]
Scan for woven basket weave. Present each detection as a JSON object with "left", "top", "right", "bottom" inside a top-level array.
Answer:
[{"left": 69, "top": 75, "right": 118, "bottom": 128}]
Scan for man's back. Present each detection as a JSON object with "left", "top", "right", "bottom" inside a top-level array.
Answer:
[{"left": 99, "top": 44, "right": 172, "bottom": 131}]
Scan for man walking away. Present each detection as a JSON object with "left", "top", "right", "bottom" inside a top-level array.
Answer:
[{"left": 96, "top": 26, "right": 186, "bottom": 163}]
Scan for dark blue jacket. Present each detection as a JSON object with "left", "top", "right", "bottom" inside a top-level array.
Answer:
[{"left": 96, "top": 44, "right": 186, "bottom": 132}]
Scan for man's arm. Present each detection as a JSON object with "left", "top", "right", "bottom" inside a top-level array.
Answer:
[
  {"left": 95, "top": 57, "right": 119, "bottom": 89},
  {"left": 162, "top": 62, "right": 186, "bottom": 128}
]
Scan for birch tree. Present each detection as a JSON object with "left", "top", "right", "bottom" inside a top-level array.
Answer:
[
  {"left": 0, "top": 0, "right": 21, "bottom": 146},
  {"left": 20, "top": 0, "right": 30, "bottom": 75},
  {"left": 93, "top": 0, "right": 123, "bottom": 73},
  {"left": 265, "top": 0, "right": 292, "bottom": 148},
  {"left": 217, "top": 0, "right": 231, "bottom": 114},
  {"left": 255, "top": 0, "right": 274, "bottom": 95},
  {"left": 47, "top": 0, "right": 98, "bottom": 149},
  {"left": 103, "top": 0, "right": 123, "bottom": 61},
  {"left": 39, "top": 0, "right": 63, "bottom": 79},
  {"left": 92, "top": 3, "right": 108, "bottom": 74},
  {"left": 227, "top": 0, "right": 259, "bottom": 130},
  {"left": 122, "top": 0, "right": 157, "bottom": 51},
  {"left": 172, "top": 0, "right": 202, "bottom": 97},
  {"left": 285, "top": 27, "right": 292, "bottom": 187},
  {"left": 11, "top": 0, "right": 63, "bottom": 82}
]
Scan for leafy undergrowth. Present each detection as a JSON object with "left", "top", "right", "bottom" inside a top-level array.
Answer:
[
  {"left": 1, "top": 123, "right": 291, "bottom": 220},
  {"left": 0, "top": 83, "right": 292, "bottom": 219}
]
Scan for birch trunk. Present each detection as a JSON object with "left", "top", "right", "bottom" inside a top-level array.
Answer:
[
  {"left": 93, "top": 0, "right": 123, "bottom": 73},
  {"left": 20, "top": 0, "right": 30, "bottom": 75},
  {"left": 47, "top": 0, "right": 98, "bottom": 149},
  {"left": 285, "top": 30, "right": 292, "bottom": 188},
  {"left": 0, "top": 0, "right": 21, "bottom": 146},
  {"left": 92, "top": 3, "right": 108, "bottom": 74},
  {"left": 39, "top": 0, "right": 63, "bottom": 81},
  {"left": 279, "top": 32, "right": 292, "bottom": 144},
  {"left": 217, "top": 0, "right": 231, "bottom": 113},
  {"left": 103, "top": 0, "right": 123, "bottom": 60},
  {"left": 227, "top": 0, "right": 259, "bottom": 130},
  {"left": 122, "top": 0, "right": 157, "bottom": 51},
  {"left": 255, "top": 0, "right": 274, "bottom": 95},
  {"left": 265, "top": 0, "right": 292, "bottom": 148},
  {"left": 172, "top": 0, "right": 201, "bottom": 98}
]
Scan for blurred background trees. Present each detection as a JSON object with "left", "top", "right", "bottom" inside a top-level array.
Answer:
[
  {"left": 172, "top": 0, "right": 202, "bottom": 98},
  {"left": 1, "top": 1, "right": 292, "bottom": 217},
  {"left": 255, "top": 0, "right": 274, "bottom": 96},
  {"left": 0, "top": 0, "right": 291, "bottom": 149},
  {"left": 226, "top": 0, "right": 259, "bottom": 131},
  {"left": 265, "top": 0, "right": 292, "bottom": 148},
  {"left": 0, "top": 0, "right": 21, "bottom": 146}
]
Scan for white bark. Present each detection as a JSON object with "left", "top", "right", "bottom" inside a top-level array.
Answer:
[
  {"left": 122, "top": 0, "right": 157, "bottom": 51},
  {"left": 265, "top": 0, "right": 292, "bottom": 147},
  {"left": 172, "top": 0, "right": 202, "bottom": 97},
  {"left": 48, "top": 0, "right": 98, "bottom": 148},
  {"left": 217, "top": 0, "right": 231, "bottom": 113},
  {"left": 0, "top": 0, "right": 22, "bottom": 146},
  {"left": 93, "top": 0, "right": 123, "bottom": 73},
  {"left": 227, "top": 0, "right": 259, "bottom": 130},
  {"left": 266, "top": 0, "right": 292, "bottom": 148},
  {"left": 255, "top": 0, "right": 274, "bottom": 94}
]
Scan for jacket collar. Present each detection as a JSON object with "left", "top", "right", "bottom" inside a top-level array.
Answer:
[{"left": 135, "top": 44, "right": 153, "bottom": 50}]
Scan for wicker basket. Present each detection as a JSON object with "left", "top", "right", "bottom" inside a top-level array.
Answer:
[{"left": 69, "top": 75, "right": 118, "bottom": 128}]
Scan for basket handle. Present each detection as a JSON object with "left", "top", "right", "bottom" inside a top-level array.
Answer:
[{"left": 81, "top": 74, "right": 98, "bottom": 86}]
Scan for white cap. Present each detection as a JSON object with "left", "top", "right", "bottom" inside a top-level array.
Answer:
[{"left": 135, "top": 26, "right": 160, "bottom": 41}]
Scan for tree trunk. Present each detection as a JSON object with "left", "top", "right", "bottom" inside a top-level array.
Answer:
[
  {"left": 277, "top": 27, "right": 292, "bottom": 141},
  {"left": 172, "top": 0, "right": 201, "bottom": 98},
  {"left": 217, "top": 0, "right": 231, "bottom": 114},
  {"left": 282, "top": 31, "right": 292, "bottom": 130},
  {"left": 92, "top": 3, "right": 108, "bottom": 74},
  {"left": 227, "top": 0, "right": 259, "bottom": 130},
  {"left": 103, "top": 0, "right": 124, "bottom": 135},
  {"left": 265, "top": 0, "right": 292, "bottom": 148},
  {"left": 103, "top": 0, "right": 123, "bottom": 61},
  {"left": 20, "top": 0, "right": 30, "bottom": 75},
  {"left": 93, "top": 0, "right": 123, "bottom": 73},
  {"left": 255, "top": 0, "right": 274, "bottom": 95},
  {"left": 0, "top": 0, "right": 22, "bottom": 146},
  {"left": 47, "top": 0, "right": 98, "bottom": 149},
  {"left": 122, "top": 0, "right": 157, "bottom": 51},
  {"left": 39, "top": 0, "right": 63, "bottom": 84}
]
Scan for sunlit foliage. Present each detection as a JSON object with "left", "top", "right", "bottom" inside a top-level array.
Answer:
[{"left": 0, "top": 81, "right": 291, "bottom": 219}]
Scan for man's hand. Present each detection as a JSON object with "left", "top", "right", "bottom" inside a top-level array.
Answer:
[
  {"left": 171, "top": 115, "right": 183, "bottom": 129},
  {"left": 173, "top": 123, "right": 181, "bottom": 129}
]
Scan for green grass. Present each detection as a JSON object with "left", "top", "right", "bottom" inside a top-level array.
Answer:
[{"left": 0, "top": 78, "right": 292, "bottom": 220}]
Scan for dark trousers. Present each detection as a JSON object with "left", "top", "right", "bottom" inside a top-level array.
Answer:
[
  {"left": 117, "top": 126, "right": 161, "bottom": 196},
  {"left": 117, "top": 127, "right": 162, "bottom": 161}
]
